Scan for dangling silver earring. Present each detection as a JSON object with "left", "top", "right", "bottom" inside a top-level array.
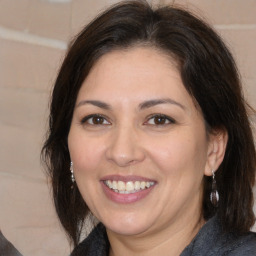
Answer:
[
  {"left": 210, "top": 170, "right": 219, "bottom": 207},
  {"left": 70, "top": 161, "right": 75, "bottom": 183}
]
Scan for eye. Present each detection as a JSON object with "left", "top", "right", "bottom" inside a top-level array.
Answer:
[
  {"left": 81, "top": 114, "right": 111, "bottom": 125},
  {"left": 145, "top": 114, "right": 175, "bottom": 126}
]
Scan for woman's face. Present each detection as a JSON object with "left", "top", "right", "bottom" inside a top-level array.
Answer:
[{"left": 68, "top": 47, "right": 214, "bottom": 237}]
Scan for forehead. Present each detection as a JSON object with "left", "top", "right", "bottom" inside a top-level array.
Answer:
[
  {"left": 92, "top": 46, "right": 179, "bottom": 75},
  {"left": 77, "top": 47, "right": 186, "bottom": 99}
]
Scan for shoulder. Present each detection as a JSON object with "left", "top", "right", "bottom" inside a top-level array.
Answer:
[
  {"left": 181, "top": 216, "right": 256, "bottom": 256},
  {"left": 220, "top": 231, "right": 256, "bottom": 256},
  {"left": 70, "top": 223, "right": 109, "bottom": 256}
]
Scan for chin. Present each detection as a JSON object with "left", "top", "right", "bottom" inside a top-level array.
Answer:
[
  {"left": 103, "top": 215, "right": 153, "bottom": 236},
  {"left": 107, "top": 224, "right": 150, "bottom": 236}
]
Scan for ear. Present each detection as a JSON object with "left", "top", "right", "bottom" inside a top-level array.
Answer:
[{"left": 204, "top": 129, "right": 228, "bottom": 176}]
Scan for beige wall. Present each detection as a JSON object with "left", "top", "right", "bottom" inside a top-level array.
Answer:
[{"left": 0, "top": 0, "right": 255, "bottom": 255}]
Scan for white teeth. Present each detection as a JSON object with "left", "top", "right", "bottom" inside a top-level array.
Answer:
[
  {"left": 134, "top": 181, "right": 140, "bottom": 190},
  {"left": 104, "top": 180, "right": 155, "bottom": 194},
  {"left": 117, "top": 181, "right": 125, "bottom": 191},
  {"left": 106, "top": 180, "right": 112, "bottom": 189},
  {"left": 126, "top": 181, "right": 134, "bottom": 192},
  {"left": 112, "top": 181, "right": 118, "bottom": 190},
  {"left": 140, "top": 181, "right": 146, "bottom": 189}
]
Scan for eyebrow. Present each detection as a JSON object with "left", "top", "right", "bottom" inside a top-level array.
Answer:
[
  {"left": 139, "top": 98, "right": 185, "bottom": 110},
  {"left": 76, "top": 100, "right": 111, "bottom": 110}
]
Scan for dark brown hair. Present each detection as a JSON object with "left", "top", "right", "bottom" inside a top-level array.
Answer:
[{"left": 42, "top": 0, "right": 256, "bottom": 246}]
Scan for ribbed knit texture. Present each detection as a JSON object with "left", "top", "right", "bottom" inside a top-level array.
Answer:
[{"left": 70, "top": 216, "right": 256, "bottom": 256}]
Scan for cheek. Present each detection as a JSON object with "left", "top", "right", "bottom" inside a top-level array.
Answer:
[
  {"left": 68, "top": 131, "right": 105, "bottom": 177},
  {"left": 68, "top": 132, "right": 104, "bottom": 211},
  {"left": 146, "top": 132, "right": 208, "bottom": 177}
]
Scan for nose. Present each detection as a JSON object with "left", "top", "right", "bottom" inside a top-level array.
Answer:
[{"left": 105, "top": 125, "right": 145, "bottom": 167}]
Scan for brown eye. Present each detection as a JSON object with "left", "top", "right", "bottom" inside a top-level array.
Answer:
[
  {"left": 81, "top": 114, "right": 110, "bottom": 125},
  {"left": 91, "top": 116, "right": 104, "bottom": 124},
  {"left": 154, "top": 116, "right": 167, "bottom": 125},
  {"left": 146, "top": 114, "right": 175, "bottom": 126}
]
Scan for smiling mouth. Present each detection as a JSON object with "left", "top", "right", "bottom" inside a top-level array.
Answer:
[{"left": 103, "top": 180, "right": 155, "bottom": 194}]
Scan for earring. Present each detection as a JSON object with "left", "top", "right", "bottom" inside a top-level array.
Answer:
[
  {"left": 210, "top": 170, "right": 219, "bottom": 207},
  {"left": 70, "top": 161, "right": 75, "bottom": 183}
]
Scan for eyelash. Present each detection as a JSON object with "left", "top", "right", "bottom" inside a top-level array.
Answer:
[
  {"left": 80, "top": 113, "right": 175, "bottom": 127},
  {"left": 145, "top": 114, "right": 175, "bottom": 126},
  {"left": 80, "top": 114, "right": 111, "bottom": 125}
]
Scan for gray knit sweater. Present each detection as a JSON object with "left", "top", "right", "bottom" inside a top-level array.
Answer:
[
  {"left": 70, "top": 216, "right": 256, "bottom": 256},
  {"left": 0, "top": 231, "right": 22, "bottom": 256}
]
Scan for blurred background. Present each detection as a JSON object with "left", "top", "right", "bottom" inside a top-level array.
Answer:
[{"left": 0, "top": 0, "right": 255, "bottom": 255}]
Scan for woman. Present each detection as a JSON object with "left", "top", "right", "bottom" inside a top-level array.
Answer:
[{"left": 42, "top": 1, "right": 256, "bottom": 255}]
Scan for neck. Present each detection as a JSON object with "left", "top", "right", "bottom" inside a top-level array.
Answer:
[{"left": 107, "top": 214, "right": 205, "bottom": 256}]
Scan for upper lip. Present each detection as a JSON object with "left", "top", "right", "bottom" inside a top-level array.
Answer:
[{"left": 100, "top": 175, "right": 156, "bottom": 183}]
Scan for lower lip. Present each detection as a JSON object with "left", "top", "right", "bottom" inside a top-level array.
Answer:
[{"left": 101, "top": 182, "right": 155, "bottom": 204}]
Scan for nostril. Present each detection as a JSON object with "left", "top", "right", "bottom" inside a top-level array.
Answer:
[
  {"left": 106, "top": 152, "right": 139, "bottom": 167},
  {"left": 105, "top": 143, "right": 145, "bottom": 167},
  {"left": 105, "top": 128, "right": 145, "bottom": 166}
]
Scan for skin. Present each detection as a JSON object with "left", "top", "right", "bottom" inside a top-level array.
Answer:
[{"left": 68, "top": 47, "right": 227, "bottom": 256}]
